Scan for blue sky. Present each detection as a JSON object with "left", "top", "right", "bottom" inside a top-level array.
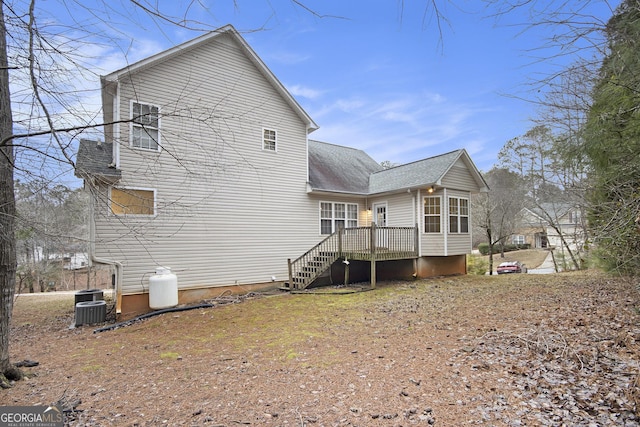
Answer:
[{"left": 33, "top": 0, "right": 619, "bottom": 178}]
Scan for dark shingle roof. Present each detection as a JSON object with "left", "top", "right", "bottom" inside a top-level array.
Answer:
[
  {"left": 369, "top": 150, "right": 463, "bottom": 194},
  {"left": 308, "top": 143, "right": 485, "bottom": 195},
  {"left": 75, "top": 139, "right": 121, "bottom": 182},
  {"left": 308, "top": 140, "right": 383, "bottom": 194}
]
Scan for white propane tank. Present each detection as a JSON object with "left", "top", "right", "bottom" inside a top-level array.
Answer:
[{"left": 148, "top": 267, "right": 178, "bottom": 309}]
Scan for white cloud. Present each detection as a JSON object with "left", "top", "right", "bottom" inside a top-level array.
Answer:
[
  {"left": 265, "top": 51, "right": 311, "bottom": 65},
  {"left": 306, "top": 89, "right": 495, "bottom": 166},
  {"left": 287, "top": 84, "right": 323, "bottom": 99}
]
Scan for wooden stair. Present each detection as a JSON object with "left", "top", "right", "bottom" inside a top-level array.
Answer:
[{"left": 284, "top": 224, "right": 419, "bottom": 291}]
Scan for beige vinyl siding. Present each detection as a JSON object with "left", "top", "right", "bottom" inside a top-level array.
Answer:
[
  {"left": 445, "top": 188, "right": 472, "bottom": 255},
  {"left": 440, "top": 158, "right": 479, "bottom": 191},
  {"left": 95, "top": 34, "right": 321, "bottom": 295},
  {"left": 369, "top": 193, "right": 415, "bottom": 227}
]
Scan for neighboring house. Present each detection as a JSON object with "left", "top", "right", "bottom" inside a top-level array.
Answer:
[
  {"left": 514, "top": 203, "right": 586, "bottom": 252},
  {"left": 75, "top": 25, "right": 488, "bottom": 317},
  {"left": 62, "top": 253, "right": 89, "bottom": 270},
  {"left": 17, "top": 246, "right": 88, "bottom": 270}
]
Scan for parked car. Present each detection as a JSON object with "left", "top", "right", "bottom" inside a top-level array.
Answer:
[{"left": 497, "top": 261, "right": 528, "bottom": 274}]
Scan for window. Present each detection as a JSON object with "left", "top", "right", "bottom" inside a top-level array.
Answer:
[
  {"left": 111, "top": 187, "right": 155, "bottom": 216},
  {"left": 131, "top": 102, "right": 160, "bottom": 151},
  {"left": 449, "top": 197, "right": 469, "bottom": 233},
  {"left": 512, "top": 235, "right": 526, "bottom": 245},
  {"left": 320, "top": 202, "right": 358, "bottom": 234},
  {"left": 568, "top": 210, "right": 580, "bottom": 224},
  {"left": 423, "top": 197, "right": 441, "bottom": 233},
  {"left": 263, "top": 128, "right": 277, "bottom": 151}
]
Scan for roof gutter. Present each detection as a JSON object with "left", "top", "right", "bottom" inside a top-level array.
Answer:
[{"left": 308, "top": 184, "right": 439, "bottom": 198}]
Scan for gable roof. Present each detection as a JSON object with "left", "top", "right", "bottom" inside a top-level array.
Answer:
[
  {"left": 75, "top": 139, "right": 121, "bottom": 183},
  {"left": 523, "top": 203, "right": 578, "bottom": 224},
  {"left": 308, "top": 140, "right": 383, "bottom": 194},
  {"left": 101, "top": 24, "right": 318, "bottom": 133},
  {"left": 309, "top": 145, "right": 488, "bottom": 196},
  {"left": 370, "top": 150, "right": 465, "bottom": 194}
]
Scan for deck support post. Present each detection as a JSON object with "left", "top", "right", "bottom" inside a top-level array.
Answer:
[
  {"left": 344, "top": 260, "right": 350, "bottom": 286},
  {"left": 287, "top": 258, "right": 294, "bottom": 289},
  {"left": 370, "top": 259, "right": 376, "bottom": 289},
  {"left": 370, "top": 222, "right": 377, "bottom": 289}
]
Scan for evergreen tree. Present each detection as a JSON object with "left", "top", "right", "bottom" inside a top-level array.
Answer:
[{"left": 584, "top": 0, "right": 640, "bottom": 274}]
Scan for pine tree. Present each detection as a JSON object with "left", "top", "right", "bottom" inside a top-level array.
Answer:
[{"left": 584, "top": 0, "right": 640, "bottom": 274}]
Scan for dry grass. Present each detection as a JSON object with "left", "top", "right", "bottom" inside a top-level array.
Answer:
[{"left": 6, "top": 270, "right": 640, "bottom": 426}]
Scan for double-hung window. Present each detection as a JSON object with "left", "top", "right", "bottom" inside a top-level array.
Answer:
[
  {"left": 448, "top": 197, "right": 469, "bottom": 233},
  {"left": 263, "top": 128, "right": 277, "bottom": 151},
  {"left": 512, "top": 235, "right": 526, "bottom": 245},
  {"left": 424, "top": 196, "right": 441, "bottom": 233},
  {"left": 131, "top": 102, "right": 160, "bottom": 151},
  {"left": 320, "top": 202, "right": 358, "bottom": 234}
]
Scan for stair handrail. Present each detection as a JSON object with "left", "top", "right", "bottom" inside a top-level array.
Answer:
[
  {"left": 286, "top": 225, "right": 419, "bottom": 289},
  {"left": 287, "top": 230, "right": 342, "bottom": 289}
]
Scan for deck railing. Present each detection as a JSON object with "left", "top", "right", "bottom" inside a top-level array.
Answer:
[{"left": 287, "top": 223, "right": 418, "bottom": 289}]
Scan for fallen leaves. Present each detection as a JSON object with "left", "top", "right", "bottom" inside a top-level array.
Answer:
[
  {"left": 7, "top": 270, "right": 640, "bottom": 426},
  {"left": 457, "top": 275, "right": 640, "bottom": 425}
]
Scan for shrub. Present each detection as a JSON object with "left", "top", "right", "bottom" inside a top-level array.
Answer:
[
  {"left": 467, "top": 254, "right": 489, "bottom": 275},
  {"left": 477, "top": 243, "right": 530, "bottom": 256},
  {"left": 477, "top": 243, "right": 490, "bottom": 255}
]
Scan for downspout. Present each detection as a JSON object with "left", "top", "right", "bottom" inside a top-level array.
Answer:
[{"left": 88, "top": 181, "right": 123, "bottom": 315}]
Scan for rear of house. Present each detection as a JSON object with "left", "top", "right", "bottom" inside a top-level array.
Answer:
[{"left": 76, "top": 25, "right": 488, "bottom": 318}]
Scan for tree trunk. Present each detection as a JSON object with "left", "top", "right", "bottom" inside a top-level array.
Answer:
[{"left": 0, "top": 3, "right": 19, "bottom": 384}]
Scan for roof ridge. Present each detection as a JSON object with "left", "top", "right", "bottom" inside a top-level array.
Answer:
[
  {"left": 309, "top": 140, "right": 370, "bottom": 152},
  {"left": 371, "top": 148, "right": 463, "bottom": 174}
]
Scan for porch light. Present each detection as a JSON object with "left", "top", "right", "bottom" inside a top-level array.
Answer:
[{"left": 427, "top": 186, "right": 435, "bottom": 193}]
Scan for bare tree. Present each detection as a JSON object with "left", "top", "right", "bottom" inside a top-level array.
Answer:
[
  {"left": 473, "top": 167, "right": 526, "bottom": 274},
  {"left": 498, "top": 125, "right": 588, "bottom": 270},
  {"left": 0, "top": 1, "right": 19, "bottom": 388}
]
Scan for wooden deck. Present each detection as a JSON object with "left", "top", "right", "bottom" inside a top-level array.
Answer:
[{"left": 286, "top": 224, "right": 418, "bottom": 290}]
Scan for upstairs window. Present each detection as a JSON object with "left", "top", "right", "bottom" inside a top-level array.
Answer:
[
  {"left": 263, "top": 128, "right": 277, "bottom": 151},
  {"left": 423, "top": 196, "right": 441, "bottom": 233},
  {"left": 111, "top": 187, "right": 155, "bottom": 216},
  {"left": 448, "top": 197, "right": 469, "bottom": 233},
  {"left": 131, "top": 102, "right": 160, "bottom": 151}
]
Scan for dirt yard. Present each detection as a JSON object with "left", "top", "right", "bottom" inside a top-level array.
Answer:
[{"left": 3, "top": 267, "right": 640, "bottom": 426}]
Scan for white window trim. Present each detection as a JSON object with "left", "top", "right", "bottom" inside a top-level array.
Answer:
[
  {"left": 130, "top": 100, "right": 161, "bottom": 152},
  {"left": 448, "top": 196, "right": 470, "bottom": 234},
  {"left": 109, "top": 186, "right": 157, "bottom": 217},
  {"left": 423, "top": 195, "right": 443, "bottom": 234},
  {"left": 319, "top": 201, "right": 359, "bottom": 235},
  {"left": 372, "top": 201, "right": 388, "bottom": 226},
  {"left": 262, "top": 127, "right": 278, "bottom": 152},
  {"left": 512, "top": 235, "right": 526, "bottom": 245}
]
